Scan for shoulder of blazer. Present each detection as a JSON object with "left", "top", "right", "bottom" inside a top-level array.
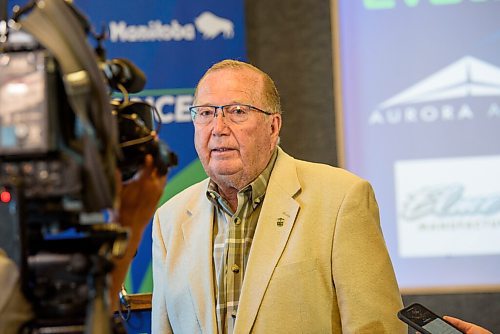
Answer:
[
  {"left": 156, "top": 177, "right": 211, "bottom": 218},
  {"left": 273, "top": 147, "right": 366, "bottom": 193}
]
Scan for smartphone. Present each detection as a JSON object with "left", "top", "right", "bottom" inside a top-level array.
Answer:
[{"left": 397, "top": 303, "right": 463, "bottom": 334}]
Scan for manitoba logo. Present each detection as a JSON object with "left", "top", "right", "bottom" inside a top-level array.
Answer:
[
  {"left": 195, "top": 12, "right": 234, "bottom": 39},
  {"left": 108, "top": 11, "right": 235, "bottom": 42},
  {"left": 369, "top": 56, "right": 500, "bottom": 125}
]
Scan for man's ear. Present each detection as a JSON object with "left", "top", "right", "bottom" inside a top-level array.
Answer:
[
  {"left": 269, "top": 113, "right": 282, "bottom": 150},
  {"left": 270, "top": 113, "right": 282, "bottom": 137}
]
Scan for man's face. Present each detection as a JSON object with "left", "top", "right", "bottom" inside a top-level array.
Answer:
[{"left": 193, "top": 67, "right": 281, "bottom": 191}]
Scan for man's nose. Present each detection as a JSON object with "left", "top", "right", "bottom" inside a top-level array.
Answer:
[{"left": 212, "top": 107, "right": 229, "bottom": 133}]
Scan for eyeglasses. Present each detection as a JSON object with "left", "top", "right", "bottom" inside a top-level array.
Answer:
[{"left": 189, "top": 104, "right": 272, "bottom": 125}]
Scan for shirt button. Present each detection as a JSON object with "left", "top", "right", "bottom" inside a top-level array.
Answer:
[
  {"left": 231, "top": 264, "right": 240, "bottom": 273},
  {"left": 234, "top": 217, "right": 241, "bottom": 225}
]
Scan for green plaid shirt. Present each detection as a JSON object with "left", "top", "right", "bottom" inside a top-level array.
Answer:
[{"left": 207, "top": 149, "right": 277, "bottom": 334}]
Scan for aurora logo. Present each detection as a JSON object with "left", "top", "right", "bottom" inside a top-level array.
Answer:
[{"left": 369, "top": 56, "right": 500, "bottom": 125}]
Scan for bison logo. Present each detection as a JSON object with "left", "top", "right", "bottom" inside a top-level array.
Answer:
[{"left": 194, "top": 12, "right": 234, "bottom": 39}]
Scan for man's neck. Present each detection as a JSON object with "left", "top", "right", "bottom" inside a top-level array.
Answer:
[{"left": 216, "top": 184, "right": 239, "bottom": 212}]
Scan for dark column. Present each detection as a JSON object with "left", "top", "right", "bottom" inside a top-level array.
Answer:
[{"left": 245, "top": 0, "right": 338, "bottom": 166}]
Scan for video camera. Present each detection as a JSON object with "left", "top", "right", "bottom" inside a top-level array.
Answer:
[{"left": 0, "top": 0, "right": 177, "bottom": 333}]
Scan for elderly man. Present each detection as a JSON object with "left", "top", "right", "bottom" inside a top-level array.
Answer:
[{"left": 152, "top": 59, "right": 405, "bottom": 333}]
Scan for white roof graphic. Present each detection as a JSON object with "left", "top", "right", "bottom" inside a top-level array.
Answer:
[{"left": 378, "top": 56, "right": 500, "bottom": 109}]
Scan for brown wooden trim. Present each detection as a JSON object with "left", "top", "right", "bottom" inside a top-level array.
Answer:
[
  {"left": 401, "top": 285, "right": 500, "bottom": 295},
  {"left": 126, "top": 293, "right": 152, "bottom": 312}
]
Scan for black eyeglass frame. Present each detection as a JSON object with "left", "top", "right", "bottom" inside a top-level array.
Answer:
[{"left": 189, "top": 103, "right": 273, "bottom": 123}]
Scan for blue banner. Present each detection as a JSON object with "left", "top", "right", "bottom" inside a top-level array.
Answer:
[{"left": 75, "top": 0, "right": 247, "bottom": 293}]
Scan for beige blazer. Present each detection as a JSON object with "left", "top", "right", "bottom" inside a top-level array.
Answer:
[{"left": 152, "top": 148, "right": 406, "bottom": 333}]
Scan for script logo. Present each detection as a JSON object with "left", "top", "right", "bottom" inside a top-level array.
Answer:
[
  {"left": 195, "top": 12, "right": 234, "bottom": 39},
  {"left": 400, "top": 184, "right": 500, "bottom": 221},
  {"left": 108, "top": 11, "right": 235, "bottom": 43},
  {"left": 370, "top": 56, "right": 500, "bottom": 125},
  {"left": 395, "top": 156, "right": 500, "bottom": 257}
]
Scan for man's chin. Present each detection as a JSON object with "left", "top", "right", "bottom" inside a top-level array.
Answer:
[
  {"left": 211, "top": 169, "right": 240, "bottom": 179},
  {"left": 208, "top": 169, "right": 244, "bottom": 187},
  {"left": 208, "top": 161, "right": 241, "bottom": 175}
]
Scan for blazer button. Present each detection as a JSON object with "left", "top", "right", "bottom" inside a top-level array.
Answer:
[{"left": 231, "top": 264, "right": 240, "bottom": 273}]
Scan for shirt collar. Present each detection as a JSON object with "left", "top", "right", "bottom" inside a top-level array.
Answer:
[{"left": 206, "top": 148, "right": 278, "bottom": 213}]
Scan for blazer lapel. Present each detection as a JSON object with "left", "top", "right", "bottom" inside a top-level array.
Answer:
[
  {"left": 234, "top": 148, "right": 301, "bottom": 333},
  {"left": 182, "top": 185, "right": 218, "bottom": 333}
]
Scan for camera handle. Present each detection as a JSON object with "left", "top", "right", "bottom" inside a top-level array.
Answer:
[{"left": 19, "top": 0, "right": 119, "bottom": 211}]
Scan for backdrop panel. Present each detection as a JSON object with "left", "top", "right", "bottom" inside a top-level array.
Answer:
[{"left": 337, "top": 0, "right": 500, "bottom": 291}]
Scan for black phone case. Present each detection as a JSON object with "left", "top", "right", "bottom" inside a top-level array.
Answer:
[{"left": 397, "top": 303, "right": 463, "bottom": 334}]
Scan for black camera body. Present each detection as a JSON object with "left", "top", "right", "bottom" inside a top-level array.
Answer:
[
  {"left": 0, "top": 1, "right": 177, "bottom": 332},
  {"left": 114, "top": 98, "right": 178, "bottom": 181}
]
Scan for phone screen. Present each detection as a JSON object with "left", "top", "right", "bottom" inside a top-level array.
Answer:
[
  {"left": 399, "top": 303, "right": 463, "bottom": 334},
  {"left": 423, "top": 317, "right": 462, "bottom": 334}
]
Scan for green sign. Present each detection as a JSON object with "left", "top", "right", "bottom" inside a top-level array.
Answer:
[{"left": 363, "top": 0, "right": 490, "bottom": 10}]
